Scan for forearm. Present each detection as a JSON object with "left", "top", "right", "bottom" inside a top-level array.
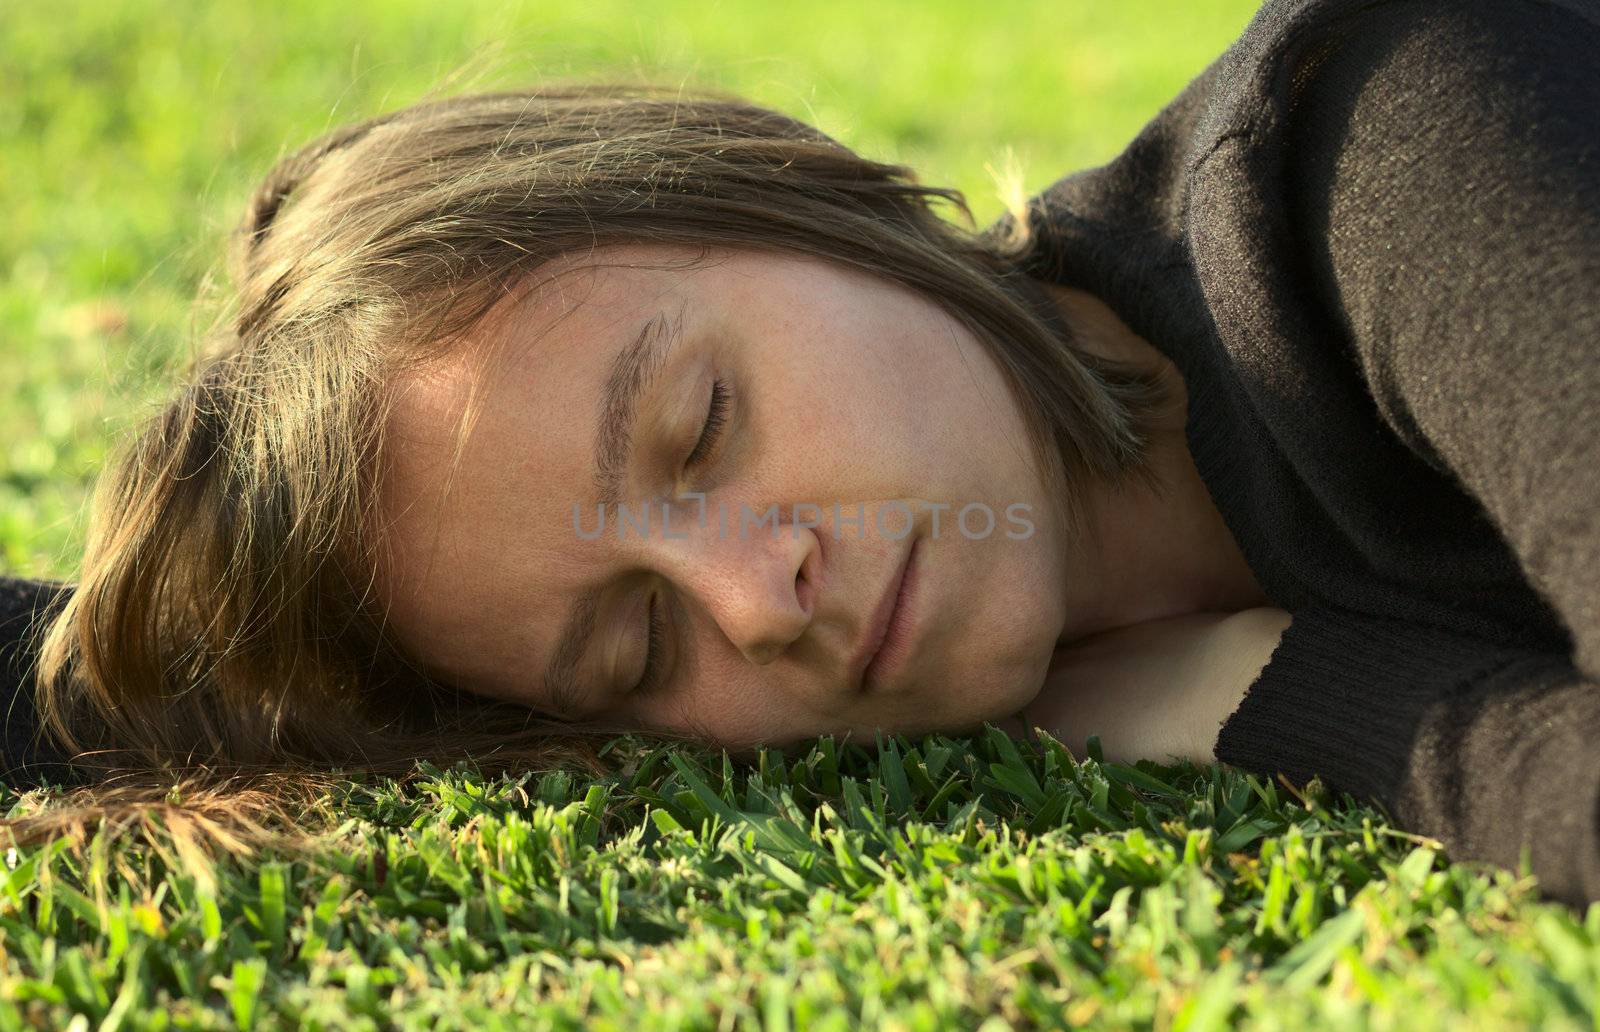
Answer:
[{"left": 1015, "top": 607, "right": 1291, "bottom": 767}]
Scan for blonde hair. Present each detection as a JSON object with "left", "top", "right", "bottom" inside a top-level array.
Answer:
[{"left": 8, "top": 81, "right": 1170, "bottom": 864}]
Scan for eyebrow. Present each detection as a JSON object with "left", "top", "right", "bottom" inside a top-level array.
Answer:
[
  {"left": 542, "top": 304, "right": 686, "bottom": 718},
  {"left": 597, "top": 305, "right": 685, "bottom": 508}
]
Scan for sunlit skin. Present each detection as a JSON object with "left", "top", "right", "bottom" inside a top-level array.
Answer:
[{"left": 373, "top": 242, "right": 1273, "bottom": 752}]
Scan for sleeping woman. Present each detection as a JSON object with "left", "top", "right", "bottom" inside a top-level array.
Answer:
[{"left": 2, "top": 0, "right": 1597, "bottom": 907}]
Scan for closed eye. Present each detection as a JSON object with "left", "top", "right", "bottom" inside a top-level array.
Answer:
[{"left": 630, "top": 379, "right": 731, "bottom": 698}]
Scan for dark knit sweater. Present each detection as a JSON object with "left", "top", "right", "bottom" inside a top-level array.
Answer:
[
  {"left": 4, "top": 0, "right": 1598, "bottom": 908},
  {"left": 991, "top": 0, "right": 1600, "bottom": 909},
  {"left": 0, "top": 577, "right": 76, "bottom": 788}
]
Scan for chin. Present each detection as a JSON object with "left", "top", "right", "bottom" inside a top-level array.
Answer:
[
  {"left": 982, "top": 653, "right": 1056, "bottom": 724},
  {"left": 919, "top": 664, "right": 1052, "bottom": 736}
]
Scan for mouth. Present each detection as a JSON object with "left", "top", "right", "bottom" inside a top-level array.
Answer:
[{"left": 853, "top": 537, "right": 922, "bottom": 693}]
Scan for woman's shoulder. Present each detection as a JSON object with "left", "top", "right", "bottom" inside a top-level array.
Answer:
[
  {"left": 1190, "top": 0, "right": 1600, "bottom": 233},
  {"left": 1237, "top": 0, "right": 1600, "bottom": 50},
  {"left": 1204, "top": 0, "right": 1600, "bottom": 136}
]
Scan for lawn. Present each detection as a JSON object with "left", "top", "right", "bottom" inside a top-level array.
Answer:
[{"left": 4, "top": 1, "right": 1599, "bottom": 1028}]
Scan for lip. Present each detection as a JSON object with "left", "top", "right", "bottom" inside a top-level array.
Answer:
[{"left": 851, "top": 538, "right": 922, "bottom": 693}]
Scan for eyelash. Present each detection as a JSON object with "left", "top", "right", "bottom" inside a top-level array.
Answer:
[
  {"left": 684, "top": 378, "right": 730, "bottom": 468},
  {"left": 634, "top": 378, "right": 731, "bottom": 696},
  {"left": 634, "top": 592, "right": 668, "bottom": 696}
]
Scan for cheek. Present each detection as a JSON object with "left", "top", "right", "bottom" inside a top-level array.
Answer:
[
  {"left": 914, "top": 538, "right": 1062, "bottom": 702},
  {"left": 751, "top": 355, "right": 984, "bottom": 503},
  {"left": 628, "top": 661, "right": 811, "bottom": 744},
  {"left": 949, "top": 605, "right": 1055, "bottom": 697}
]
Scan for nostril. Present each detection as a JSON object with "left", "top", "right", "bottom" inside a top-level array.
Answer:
[{"left": 795, "top": 539, "right": 821, "bottom": 617}]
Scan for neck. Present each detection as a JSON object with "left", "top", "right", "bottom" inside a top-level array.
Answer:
[
  {"left": 1070, "top": 426, "right": 1270, "bottom": 640},
  {"left": 1039, "top": 282, "right": 1271, "bottom": 643}
]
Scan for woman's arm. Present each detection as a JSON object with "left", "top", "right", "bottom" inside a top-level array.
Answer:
[
  {"left": 1214, "top": 0, "right": 1600, "bottom": 908},
  {"left": 1286, "top": 0, "right": 1600, "bottom": 677},
  {"left": 1007, "top": 607, "right": 1292, "bottom": 767}
]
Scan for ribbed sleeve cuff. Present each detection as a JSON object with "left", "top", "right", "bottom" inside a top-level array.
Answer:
[
  {"left": 1212, "top": 600, "right": 1524, "bottom": 802},
  {"left": 1214, "top": 599, "right": 1600, "bottom": 907}
]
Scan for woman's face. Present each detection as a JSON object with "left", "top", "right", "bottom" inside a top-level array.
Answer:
[{"left": 374, "top": 242, "right": 1093, "bottom": 748}]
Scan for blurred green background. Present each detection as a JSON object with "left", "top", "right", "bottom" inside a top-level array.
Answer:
[{"left": 1, "top": 0, "right": 1261, "bottom": 579}]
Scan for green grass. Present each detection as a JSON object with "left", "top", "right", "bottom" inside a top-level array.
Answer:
[
  {"left": 4, "top": 1, "right": 1599, "bottom": 1028},
  {"left": 3, "top": 735, "right": 1595, "bottom": 1029}
]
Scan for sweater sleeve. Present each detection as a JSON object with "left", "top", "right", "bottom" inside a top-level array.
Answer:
[
  {"left": 1289, "top": 0, "right": 1600, "bottom": 675},
  {"left": 1214, "top": 0, "right": 1600, "bottom": 909},
  {"left": 1216, "top": 601, "right": 1600, "bottom": 907}
]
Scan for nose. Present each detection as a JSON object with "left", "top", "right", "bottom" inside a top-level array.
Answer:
[{"left": 626, "top": 498, "right": 820, "bottom": 666}]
